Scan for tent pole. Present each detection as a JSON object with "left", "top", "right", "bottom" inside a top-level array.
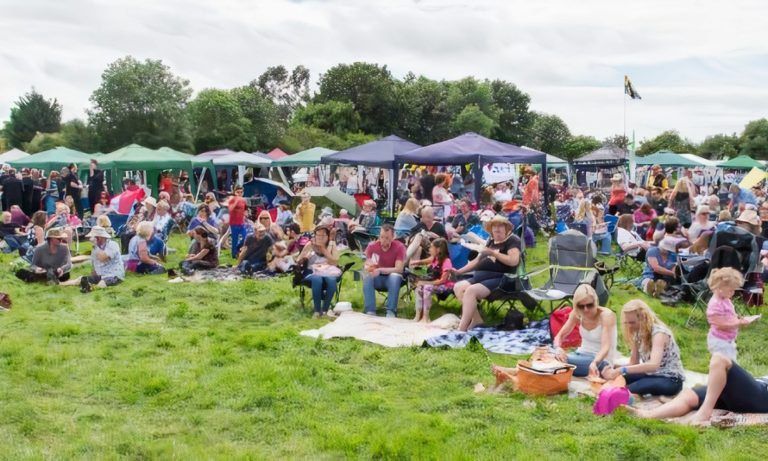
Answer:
[{"left": 473, "top": 160, "right": 482, "bottom": 207}]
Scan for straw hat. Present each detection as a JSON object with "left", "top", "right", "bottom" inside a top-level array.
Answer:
[
  {"left": 483, "top": 214, "right": 513, "bottom": 234},
  {"left": 45, "top": 227, "right": 66, "bottom": 240},
  {"left": 611, "top": 173, "right": 623, "bottom": 182},
  {"left": 85, "top": 226, "right": 111, "bottom": 239},
  {"left": 142, "top": 196, "right": 157, "bottom": 208},
  {"left": 736, "top": 209, "right": 760, "bottom": 227}
]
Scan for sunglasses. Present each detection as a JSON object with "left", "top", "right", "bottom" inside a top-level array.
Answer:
[
  {"left": 576, "top": 302, "right": 595, "bottom": 309},
  {"left": 259, "top": 217, "right": 270, "bottom": 220}
]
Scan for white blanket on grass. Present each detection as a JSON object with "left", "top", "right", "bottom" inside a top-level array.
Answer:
[{"left": 300, "top": 311, "right": 459, "bottom": 347}]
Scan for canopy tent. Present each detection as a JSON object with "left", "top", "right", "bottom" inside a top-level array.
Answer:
[
  {"left": 0, "top": 148, "right": 29, "bottom": 163},
  {"left": 546, "top": 153, "right": 568, "bottom": 166},
  {"left": 635, "top": 150, "right": 704, "bottom": 167},
  {"left": 271, "top": 147, "right": 337, "bottom": 168},
  {"left": 573, "top": 145, "right": 628, "bottom": 166},
  {"left": 242, "top": 178, "right": 294, "bottom": 207},
  {"left": 679, "top": 153, "right": 720, "bottom": 167},
  {"left": 294, "top": 186, "right": 359, "bottom": 216},
  {"left": 8, "top": 147, "right": 93, "bottom": 171},
  {"left": 719, "top": 155, "right": 765, "bottom": 170},
  {"left": 394, "top": 132, "right": 548, "bottom": 207},
  {"left": 267, "top": 148, "right": 289, "bottom": 160},
  {"left": 197, "top": 149, "right": 272, "bottom": 167},
  {"left": 98, "top": 144, "right": 216, "bottom": 197},
  {"left": 322, "top": 135, "right": 421, "bottom": 168}
]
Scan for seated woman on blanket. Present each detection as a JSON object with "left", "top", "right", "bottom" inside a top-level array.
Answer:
[
  {"left": 187, "top": 204, "right": 218, "bottom": 236},
  {"left": 409, "top": 238, "right": 454, "bottom": 323},
  {"left": 452, "top": 214, "right": 521, "bottom": 331},
  {"left": 601, "top": 300, "right": 685, "bottom": 397},
  {"left": 625, "top": 353, "right": 768, "bottom": 424},
  {"left": 126, "top": 221, "right": 166, "bottom": 275},
  {"left": 180, "top": 227, "right": 219, "bottom": 275},
  {"left": 552, "top": 284, "right": 618, "bottom": 378}
]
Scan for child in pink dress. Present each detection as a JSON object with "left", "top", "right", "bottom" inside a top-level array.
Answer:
[
  {"left": 410, "top": 238, "right": 454, "bottom": 323},
  {"left": 706, "top": 268, "right": 758, "bottom": 361}
]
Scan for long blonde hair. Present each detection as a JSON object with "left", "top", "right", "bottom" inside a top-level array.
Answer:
[
  {"left": 572, "top": 284, "right": 599, "bottom": 319},
  {"left": 620, "top": 300, "right": 669, "bottom": 354},
  {"left": 575, "top": 200, "right": 593, "bottom": 222},
  {"left": 401, "top": 198, "right": 419, "bottom": 215}
]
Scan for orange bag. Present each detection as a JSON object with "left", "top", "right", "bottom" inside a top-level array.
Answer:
[{"left": 515, "top": 360, "right": 576, "bottom": 396}]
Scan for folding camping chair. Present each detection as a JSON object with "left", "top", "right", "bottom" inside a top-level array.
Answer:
[
  {"left": 683, "top": 225, "right": 761, "bottom": 327},
  {"left": 293, "top": 255, "right": 357, "bottom": 310}
]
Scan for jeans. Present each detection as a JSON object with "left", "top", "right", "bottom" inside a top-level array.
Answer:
[
  {"left": 2, "top": 235, "right": 29, "bottom": 253},
  {"left": 593, "top": 232, "right": 612, "bottom": 255},
  {"left": 230, "top": 224, "right": 247, "bottom": 258},
  {"left": 566, "top": 351, "right": 609, "bottom": 377},
  {"left": 86, "top": 274, "right": 122, "bottom": 286},
  {"left": 305, "top": 274, "right": 339, "bottom": 313},
  {"left": 624, "top": 373, "right": 683, "bottom": 396},
  {"left": 363, "top": 273, "right": 402, "bottom": 314},
  {"left": 136, "top": 262, "right": 165, "bottom": 275},
  {"left": 238, "top": 260, "right": 266, "bottom": 274}
]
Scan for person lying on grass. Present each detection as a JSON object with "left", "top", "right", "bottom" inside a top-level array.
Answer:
[
  {"left": 451, "top": 214, "right": 521, "bottom": 331},
  {"left": 601, "top": 300, "right": 685, "bottom": 397},
  {"left": 552, "top": 284, "right": 618, "bottom": 378},
  {"left": 409, "top": 238, "right": 454, "bottom": 323},
  {"left": 62, "top": 226, "right": 124, "bottom": 292},
  {"left": 179, "top": 227, "right": 219, "bottom": 276},
  {"left": 625, "top": 353, "right": 768, "bottom": 425}
]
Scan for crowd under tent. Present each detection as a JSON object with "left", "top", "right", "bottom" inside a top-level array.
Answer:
[
  {"left": 572, "top": 145, "right": 628, "bottom": 188},
  {"left": 242, "top": 177, "right": 294, "bottom": 208},
  {"left": 197, "top": 149, "right": 272, "bottom": 188},
  {"left": 394, "top": 132, "right": 549, "bottom": 208},
  {"left": 9, "top": 147, "right": 93, "bottom": 171},
  {"left": 0, "top": 148, "right": 29, "bottom": 163},
  {"left": 272, "top": 147, "right": 337, "bottom": 188}
]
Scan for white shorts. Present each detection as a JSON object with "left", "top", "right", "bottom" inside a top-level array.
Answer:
[{"left": 707, "top": 333, "right": 737, "bottom": 361}]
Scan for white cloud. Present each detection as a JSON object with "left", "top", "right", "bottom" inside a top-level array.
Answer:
[{"left": 1, "top": 0, "right": 767, "bottom": 143}]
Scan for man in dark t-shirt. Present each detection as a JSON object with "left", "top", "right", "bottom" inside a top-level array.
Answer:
[
  {"left": 235, "top": 224, "right": 274, "bottom": 274},
  {"left": 406, "top": 206, "right": 447, "bottom": 264}
]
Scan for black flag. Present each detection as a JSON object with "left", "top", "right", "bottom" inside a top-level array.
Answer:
[{"left": 624, "top": 75, "right": 641, "bottom": 99}]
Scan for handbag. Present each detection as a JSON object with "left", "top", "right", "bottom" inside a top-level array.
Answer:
[
  {"left": 312, "top": 263, "right": 342, "bottom": 278},
  {"left": 515, "top": 360, "right": 576, "bottom": 396}
]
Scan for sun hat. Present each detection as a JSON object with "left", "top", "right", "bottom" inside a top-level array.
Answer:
[
  {"left": 483, "top": 214, "right": 513, "bottom": 234},
  {"left": 611, "top": 173, "right": 623, "bottom": 182},
  {"left": 142, "top": 197, "right": 157, "bottom": 208},
  {"left": 85, "top": 226, "right": 111, "bottom": 239},
  {"left": 736, "top": 209, "right": 760, "bottom": 227},
  {"left": 659, "top": 237, "right": 678, "bottom": 253},
  {"left": 45, "top": 227, "right": 66, "bottom": 240}
]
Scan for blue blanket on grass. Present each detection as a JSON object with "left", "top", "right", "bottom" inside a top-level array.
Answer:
[{"left": 425, "top": 319, "right": 551, "bottom": 355}]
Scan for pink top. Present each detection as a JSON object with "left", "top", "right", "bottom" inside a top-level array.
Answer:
[
  {"left": 429, "top": 257, "right": 455, "bottom": 289},
  {"left": 707, "top": 294, "right": 738, "bottom": 341},
  {"left": 365, "top": 240, "right": 406, "bottom": 269},
  {"left": 633, "top": 208, "right": 656, "bottom": 224}
]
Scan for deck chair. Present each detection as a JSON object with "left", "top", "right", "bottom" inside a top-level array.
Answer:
[{"left": 684, "top": 225, "right": 760, "bottom": 327}]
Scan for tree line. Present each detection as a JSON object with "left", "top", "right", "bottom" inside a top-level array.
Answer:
[{"left": 2, "top": 56, "right": 767, "bottom": 161}]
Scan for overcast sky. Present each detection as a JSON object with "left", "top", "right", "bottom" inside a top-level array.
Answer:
[{"left": 2, "top": 0, "right": 767, "bottom": 143}]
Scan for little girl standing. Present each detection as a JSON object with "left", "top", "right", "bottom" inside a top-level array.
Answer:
[
  {"left": 410, "top": 238, "right": 454, "bottom": 323},
  {"left": 706, "top": 267, "right": 759, "bottom": 361}
]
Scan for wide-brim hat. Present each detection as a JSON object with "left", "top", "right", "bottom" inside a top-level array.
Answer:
[
  {"left": 85, "top": 226, "right": 111, "bottom": 239},
  {"left": 45, "top": 227, "right": 66, "bottom": 240},
  {"left": 736, "top": 209, "right": 760, "bottom": 227},
  {"left": 142, "top": 197, "right": 157, "bottom": 208},
  {"left": 484, "top": 214, "right": 514, "bottom": 234},
  {"left": 611, "top": 173, "right": 623, "bottom": 182}
]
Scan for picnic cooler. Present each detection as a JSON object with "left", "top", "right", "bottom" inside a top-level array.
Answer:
[{"left": 516, "top": 360, "right": 576, "bottom": 396}]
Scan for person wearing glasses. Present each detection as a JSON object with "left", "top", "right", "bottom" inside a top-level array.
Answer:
[
  {"left": 552, "top": 284, "right": 618, "bottom": 377},
  {"left": 601, "top": 300, "right": 685, "bottom": 396}
]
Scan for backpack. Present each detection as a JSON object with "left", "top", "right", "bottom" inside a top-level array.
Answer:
[
  {"left": 549, "top": 307, "right": 581, "bottom": 348},
  {"left": 497, "top": 309, "right": 526, "bottom": 331}
]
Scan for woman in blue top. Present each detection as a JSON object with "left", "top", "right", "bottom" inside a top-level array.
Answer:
[{"left": 641, "top": 238, "right": 678, "bottom": 298}]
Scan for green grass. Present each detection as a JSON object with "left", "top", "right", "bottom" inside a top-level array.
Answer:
[{"left": 0, "top": 234, "right": 766, "bottom": 459}]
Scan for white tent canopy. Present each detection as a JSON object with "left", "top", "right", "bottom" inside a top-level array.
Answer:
[
  {"left": 0, "top": 148, "right": 29, "bottom": 163},
  {"left": 679, "top": 153, "right": 720, "bottom": 167}
]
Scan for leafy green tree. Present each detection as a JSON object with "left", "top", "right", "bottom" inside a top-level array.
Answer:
[
  {"left": 295, "top": 101, "right": 360, "bottom": 135},
  {"left": 253, "top": 65, "right": 310, "bottom": 122},
  {"left": 3, "top": 89, "right": 62, "bottom": 148},
  {"left": 187, "top": 89, "right": 253, "bottom": 152},
  {"left": 739, "top": 119, "right": 768, "bottom": 159},
  {"left": 561, "top": 135, "right": 601, "bottom": 161},
  {"left": 446, "top": 78, "right": 496, "bottom": 119},
  {"left": 451, "top": 104, "right": 495, "bottom": 137},
  {"left": 60, "top": 119, "right": 99, "bottom": 153},
  {"left": 394, "top": 74, "right": 452, "bottom": 145},
  {"left": 316, "top": 62, "right": 398, "bottom": 134},
  {"left": 490, "top": 79, "right": 534, "bottom": 146},
  {"left": 25, "top": 132, "right": 65, "bottom": 153},
  {"left": 231, "top": 86, "right": 283, "bottom": 151},
  {"left": 637, "top": 130, "right": 696, "bottom": 155},
  {"left": 88, "top": 56, "right": 193, "bottom": 152},
  {"left": 279, "top": 123, "right": 377, "bottom": 153},
  {"left": 529, "top": 113, "right": 571, "bottom": 155},
  {"left": 698, "top": 133, "right": 739, "bottom": 159},
  {"left": 603, "top": 134, "right": 629, "bottom": 150}
]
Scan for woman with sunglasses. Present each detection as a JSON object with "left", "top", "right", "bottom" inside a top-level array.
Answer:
[
  {"left": 553, "top": 284, "right": 618, "bottom": 377},
  {"left": 602, "top": 300, "right": 685, "bottom": 396},
  {"left": 92, "top": 191, "right": 113, "bottom": 217}
]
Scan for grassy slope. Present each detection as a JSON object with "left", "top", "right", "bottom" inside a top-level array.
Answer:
[{"left": 0, "top": 235, "right": 766, "bottom": 460}]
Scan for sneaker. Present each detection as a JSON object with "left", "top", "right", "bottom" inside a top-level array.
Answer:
[
  {"left": 312, "top": 312, "right": 322, "bottom": 319},
  {"left": 364, "top": 310, "right": 377, "bottom": 316},
  {"left": 386, "top": 311, "right": 396, "bottom": 318},
  {"left": 46, "top": 269, "right": 59, "bottom": 286},
  {"left": 80, "top": 277, "right": 92, "bottom": 294},
  {"left": 326, "top": 310, "right": 337, "bottom": 318},
  {"left": 644, "top": 280, "right": 656, "bottom": 297},
  {"left": 654, "top": 280, "right": 668, "bottom": 298}
]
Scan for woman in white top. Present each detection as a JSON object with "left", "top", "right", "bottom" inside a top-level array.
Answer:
[
  {"left": 553, "top": 284, "right": 618, "bottom": 377},
  {"left": 616, "top": 214, "right": 650, "bottom": 259},
  {"left": 687, "top": 205, "right": 715, "bottom": 242}
]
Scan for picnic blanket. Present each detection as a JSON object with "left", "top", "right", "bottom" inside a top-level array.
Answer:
[
  {"left": 425, "top": 320, "right": 551, "bottom": 355},
  {"left": 300, "top": 311, "right": 458, "bottom": 347},
  {"left": 169, "top": 268, "right": 282, "bottom": 283}
]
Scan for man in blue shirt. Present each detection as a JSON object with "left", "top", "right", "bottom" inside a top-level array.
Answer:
[{"left": 729, "top": 184, "right": 757, "bottom": 212}]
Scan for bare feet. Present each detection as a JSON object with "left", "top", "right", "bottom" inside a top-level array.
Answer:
[
  {"left": 420, "top": 316, "right": 430, "bottom": 324},
  {"left": 690, "top": 410, "right": 712, "bottom": 425},
  {"left": 621, "top": 405, "right": 649, "bottom": 418}
]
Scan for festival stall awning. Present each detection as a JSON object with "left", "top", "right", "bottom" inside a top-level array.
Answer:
[
  {"left": 719, "top": 155, "right": 765, "bottom": 170},
  {"left": 679, "top": 153, "right": 720, "bottom": 167},
  {"left": 267, "top": 148, "right": 289, "bottom": 160},
  {"left": 9, "top": 147, "right": 93, "bottom": 171},
  {"left": 197, "top": 149, "right": 272, "bottom": 167},
  {"left": 272, "top": 147, "right": 337, "bottom": 167},
  {"left": 573, "top": 145, "right": 628, "bottom": 166},
  {"left": 243, "top": 178, "right": 294, "bottom": 205},
  {"left": 322, "top": 135, "right": 421, "bottom": 169},
  {"left": 0, "top": 148, "right": 29, "bottom": 163},
  {"left": 635, "top": 150, "right": 704, "bottom": 167},
  {"left": 395, "top": 132, "right": 546, "bottom": 166}
]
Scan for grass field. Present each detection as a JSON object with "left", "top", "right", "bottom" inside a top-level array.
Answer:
[{"left": 1, "top": 234, "right": 766, "bottom": 460}]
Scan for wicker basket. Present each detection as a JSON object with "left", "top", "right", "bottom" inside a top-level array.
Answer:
[{"left": 516, "top": 360, "right": 576, "bottom": 396}]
